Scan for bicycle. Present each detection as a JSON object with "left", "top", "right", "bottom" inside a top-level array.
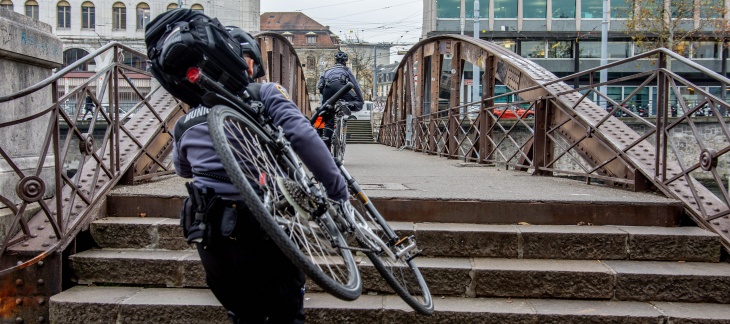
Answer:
[
  {"left": 185, "top": 63, "right": 434, "bottom": 315},
  {"left": 311, "top": 83, "right": 354, "bottom": 163}
]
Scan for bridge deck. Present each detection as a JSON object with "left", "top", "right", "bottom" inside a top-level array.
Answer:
[{"left": 112, "top": 144, "right": 684, "bottom": 226}]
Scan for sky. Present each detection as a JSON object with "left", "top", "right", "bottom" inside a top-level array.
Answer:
[{"left": 260, "top": 0, "right": 423, "bottom": 61}]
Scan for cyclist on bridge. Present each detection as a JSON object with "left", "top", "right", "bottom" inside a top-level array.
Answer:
[
  {"left": 316, "top": 51, "right": 365, "bottom": 150},
  {"left": 170, "top": 26, "right": 354, "bottom": 324}
]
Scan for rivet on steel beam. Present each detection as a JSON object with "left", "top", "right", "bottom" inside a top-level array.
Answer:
[
  {"left": 15, "top": 279, "right": 23, "bottom": 286},
  {"left": 38, "top": 260, "right": 44, "bottom": 267},
  {"left": 42, "top": 242, "right": 50, "bottom": 247},
  {"left": 38, "top": 298, "right": 45, "bottom": 305},
  {"left": 49, "top": 235, "right": 56, "bottom": 239},
  {"left": 37, "top": 316, "right": 45, "bottom": 323},
  {"left": 37, "top": 226, "right": 45, "bottom": 230},
  {"left": 22, "top": 242, "right": 29, "bottom": 247},
  {"left": 15, "top": 317, "right": 22, "bottom": 323},
  {"left": 30, "top": 234, "right": 37, "bottom": 238},
  {"left": 15, "top": 298, "right": 22, "bottom": 305},
  {"left": 722, "top": 230, "right": 729, "bottom": 233},
  {"left": 37, "top": 279, "right": 44, "bottom": 286}
]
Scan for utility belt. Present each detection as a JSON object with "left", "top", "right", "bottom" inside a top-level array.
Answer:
[{"left": 181, "top": 182, "right": 266, "bottom": 248}]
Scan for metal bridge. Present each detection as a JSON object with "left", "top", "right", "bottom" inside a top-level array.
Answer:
[{"left": 1, "top": 32, "right": 730, "bottom": 320}]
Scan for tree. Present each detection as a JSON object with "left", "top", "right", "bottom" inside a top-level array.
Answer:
[
  {"left": 621, "top": 0, "right": 727, "bottom": 69},
  {"left": 340, "top": 32, "right": 377, "bottom": 100}
]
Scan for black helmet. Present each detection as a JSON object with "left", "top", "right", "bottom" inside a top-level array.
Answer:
[
  {"left": 226, "top": 26, "right": 265, "bottom": 79},
  {"left": 334, "top": 51, "right": 348, "bottom": 63}
]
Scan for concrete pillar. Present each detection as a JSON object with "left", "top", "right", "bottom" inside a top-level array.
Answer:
[{"left": 0, "top": 9, "right": 62, "bottom": 225}]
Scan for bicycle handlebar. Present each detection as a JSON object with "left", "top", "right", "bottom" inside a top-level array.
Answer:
[{"left": 310, "top": 82, "right": 354, "bottom": 125}]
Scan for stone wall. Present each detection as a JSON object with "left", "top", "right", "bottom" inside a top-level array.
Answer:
[{"left": 0, "top": 9, "right": 62, "bottom": 228}]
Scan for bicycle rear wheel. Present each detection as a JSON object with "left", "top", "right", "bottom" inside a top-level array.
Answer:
[
  {"left": 332, "top": 120, "right": 346, "bottom": 163},
  {"left": 350, "top": 196, "right": 434, "bottom": 315},
  {"left": 207, "top": 105, "right": 361, "bottom": 301}
]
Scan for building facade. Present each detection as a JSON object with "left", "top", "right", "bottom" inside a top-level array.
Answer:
[
  {"left": 422, "top": 0, "right": 729, "bottom": 115},
  {"left": 261, "top": 12, "right": 392, "bottom": 104},
  {"left": 2, "top": 0, "right": 259, "bottom": 112}
]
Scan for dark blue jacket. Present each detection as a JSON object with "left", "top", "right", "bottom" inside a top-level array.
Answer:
[
  {"left": 173, "top": 82, "right": 349, "bottom": 201},
  {"left": 317, "top": 63, "right": 364, "bottom": 111}
]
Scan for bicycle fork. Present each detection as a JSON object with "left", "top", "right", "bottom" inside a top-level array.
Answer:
[{"left": 337, "top": 163, "right": 421, "bottom": 261}]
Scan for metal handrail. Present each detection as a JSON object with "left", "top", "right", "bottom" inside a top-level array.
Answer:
[{"left": 378, "top": 34, "right": 730, "bottom": 249}]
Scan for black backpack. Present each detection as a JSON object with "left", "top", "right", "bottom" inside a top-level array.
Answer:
[{"left": 144, "top": 9, "right": 249, "bottom": 107}]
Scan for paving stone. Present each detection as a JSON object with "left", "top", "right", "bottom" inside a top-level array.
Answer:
[
  {"left": 529, "top": 299, "right": 664, "bottom": 323},
  {"left": 70, "top": 249, "right": 203, "bottom": 288},
  {"left": 472, "top": 258, "right": 614, "bottom": 299},
  {"left": 652, "top": 301, "right": 730, "bottom": 323},
  {"left": 49, "top": 286, "right": 143, "bottom": 324},
  {"left": 414, "top": 223, "right": 519, "bottom": 258},
  {"left": 618, "top": 226, "right": 721, "bottom": 262},
  {"left": 605, "top": 260, "right": 730, "bottom": 303},
  {"left": 517, "top": 224, "right": 627, "bottom": 260}
]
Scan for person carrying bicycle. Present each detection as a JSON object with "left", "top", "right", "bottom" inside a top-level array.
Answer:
[
  {"left": 316, "top": 51, "right": 365, "bottom": 150},
  {"left": 171, "top": 26, "right": 355, "bottom": 324}
]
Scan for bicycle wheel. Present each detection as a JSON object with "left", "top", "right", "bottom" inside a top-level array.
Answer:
[
  {"left": 349, "top": 196, "right": 434, "bottom": 315},
  {"left": 207, "top": 105, "right": 361, "bottom": 301},
  {"left": 331, "top": 120, "right": 346, "bottom": 163}
]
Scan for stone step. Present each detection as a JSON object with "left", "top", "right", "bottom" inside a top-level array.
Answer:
[
  {"left": 91, "top": 217, "right": 721, "bottom": 262},
  {"left": 49, "top": 286, "right": 730, "bottom": 323},
  {"left": 69, "top": 249, "right": 730, "bottom": 303}
]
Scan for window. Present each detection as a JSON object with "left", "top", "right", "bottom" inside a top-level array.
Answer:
[
  {"left": 166, "top": 3, "right": 178, "bottom": 11},
  {"left": 579, "top": 41, "right": 630, "bottom": 58},
  {"left": 307, "top": 56, "right": 315, "bottom": 68},
  {"left": 63, "top": 48, "right": 90, "bottom": 71},
  {"left": 136, "top": 3, "right": 150, "bottom": 30},
  {"left": 437, "top": 0, "right": 461, "bottom": 18},
  {"left": 121, "top": 50, "right": 147, "bottom": 71},
  {"left": 552, "top": 0, "right": 575, "bottom": 18},
  {"left": 494, "top": 39, "right": 517, "bottom": 52},
  {"left": 693, "top": 42, "right": 719, "bottom": 59},
  {"left": 81, "top": 1, "right": 95, "bottom": 29},
  {"left": 1, "top": 0, "right": 13, "bottom": 10},
  {"left": 113, "top": 2, "right": 126, "bottom": 30},
  {"left": 307, "top": 35, "right": 316, "bottom": 44},
  {"left": 521, "top": 41, "right": 545, "bottom": 58},
  {"left": 57, "top": 1, "right": 70, "bottom": 28},
  {"left": 548, "top": 41, "right": 573, "bottom": 58},
  {"left": 190, "top": 3, "right": 203, "bottom": 12},
  {"left": 523, "top": 0, "right": 546, "bottom": 18},
  {"left": 494, "top": 0, "right": 517, "bottom": 18},
  {"left": 581, "top": 0, "right": 602, "bottom": 18},
  {"left": 286, "top": 35, "right": 293, "bottom": 43},
  {"left": 611, "top": 0, "right": 633, "bottom": 18},
  {"left": 24, "top": 0, "right": 38, "bottom": 19},
  {"left": 671, "top": 0, "right": 693, "bottom": 19},
  {"left": 701, "top": 0, "right": 722, "bottom": 18}
]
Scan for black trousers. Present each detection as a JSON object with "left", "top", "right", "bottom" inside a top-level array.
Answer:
[{"left": 196, "top": 211, "right": 305, "bottom": 324}]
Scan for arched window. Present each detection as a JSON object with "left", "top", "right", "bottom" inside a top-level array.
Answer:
[
  {"left": 190, "top": 3, "right": 203, "bottom": 13},
  {"left": 63, "top": 48, "right": 90, "bottom": 71},
  {"left": 166, "top": 3, "right": 177, "bottom": 11},
  {"left": 112, "top": 2, "right": 125, "bottom": 30},
  {"left": 121, "top": 50, "right": 148, "bottom": 71},
  {"left": 57, "top": 1, "right": 70, "bottom": 28},
  {"left": 136, "top": 3, "right": 150, "bottom": 30},
  {"left": 1, "top": 0, "right": 13, "bottom": 10},
  {"left": 24, "top": 0, "right": 38, "bottom": 19},
  {"left": 81, "top": 1, "right": 94, "bottom": 29}
]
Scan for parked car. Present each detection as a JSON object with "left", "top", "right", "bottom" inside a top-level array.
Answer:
[
  {"left": 492, "top": 106, "right": 535, "bottom": 119},
  {"left": 348, "top": 101, "right": 373, "bottom": 120}
]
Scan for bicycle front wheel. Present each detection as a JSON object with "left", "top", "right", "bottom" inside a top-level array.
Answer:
[
  {"left": 207, "top": 105, "right": 361, "bottom": 301},
  {"left": 350, "top": 197, "right": 434, "bottom": 315}
]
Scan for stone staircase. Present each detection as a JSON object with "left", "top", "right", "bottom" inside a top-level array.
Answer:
[
  {"left": 345, "top": 119, "right": 375, "bottom": 144},
  {"left": 49, "top": 189, "right": 730, "bottom": 323}
]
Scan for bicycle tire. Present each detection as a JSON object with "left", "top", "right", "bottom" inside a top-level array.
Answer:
[
  {"left": 350, "top": 197, "right": 434, "bottom": 315},
  {"left": 207, "top": 105, "right": 361, "bottom": 301}
]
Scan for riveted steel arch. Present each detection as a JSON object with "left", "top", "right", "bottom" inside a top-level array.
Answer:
[
  {"left": 380, "top": 34, "right": 730, "bottom": 248},
  {"left": 254, "top": 32, "right": 312, "bottom": 115}
]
